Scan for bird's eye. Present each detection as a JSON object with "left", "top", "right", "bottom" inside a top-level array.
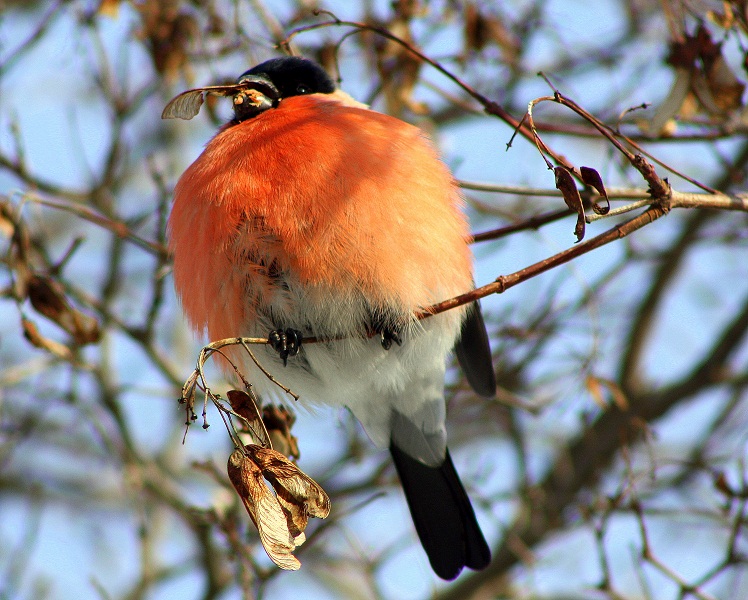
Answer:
[{"left": 296, "top": 84, "right": 311, "bottom": 94}]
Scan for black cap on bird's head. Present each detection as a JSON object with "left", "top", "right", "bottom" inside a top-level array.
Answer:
[{"left": 233, "top": 57, "right": 336, "bottom": 122}]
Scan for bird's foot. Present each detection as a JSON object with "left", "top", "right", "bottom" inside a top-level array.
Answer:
[
  {"left": 379, "top": 327, "right": 403, "bottom": 351},
  {"left": 268, "top": 328, "right": 303, "bottom": 366}
]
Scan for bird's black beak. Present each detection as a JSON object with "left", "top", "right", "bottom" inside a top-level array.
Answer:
[{"left": 233, "top": 76, "right": 280, "bottom": 122}]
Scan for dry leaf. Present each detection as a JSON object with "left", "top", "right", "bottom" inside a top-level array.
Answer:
[
  {"left": 161, "top": 84, "right": 245, "bottom": 120},
  {"left": 648, "top": 68, "right": 692, "bottom": 135},
  {"left": 585, "top": 374, "right": 607, "bottom": 410},
  {"left": 135, "top": 0, "right": 198, "bottom": 83},
  {"left": 162, "top": 89, "right": 207, "bottom": 120},
  {"left": 374, "top": 13, "right": 425, "bottom": 117},
  {"left": 580, "top": 166, "right": 610, "bottom": 216},
  {"left": 163, "top": 84, "right": 275, "bottom": 120},
  {"left": 227, "top": 445, "right": 331, "bottom": 571},
  {"left": 26, "top": 274, "right": 100, "bottom": 345},
  {"left": 463, "top": 2, "right": 519, "bottom": 63},
  {"left": 97, "top": 0, "right": 120, "bottom": 18},
  {"left": 660, "top": 24, "right": 746, "bottom": 127},
  {"left": 585, "top": 374, "right": 629, "bottom": 411},
  {"left": 263, "top": 405, "right": 300, "bottom": 459},
  {"left": 554, "top": 166, "right": 585, "bottom": 242},
  {"left": 464, "top": 3, "right": 490, "bottom": 53},
  {"left": 22, "top": 317, "right": 72, "bottom": 360},
  {"left": 227, "top": 449, "right": 300, "bottom": 570},
  {"left": 698, "top": 53, "right": 745, "bottom": 113},
  {"left": 602, "top": 378, "right": 628, "bottom": 411},
  {"left": 696, "top": 25, "right": 744, "bottom": 113},
  {"left": 227, "top": 390, "right": 300, "bottom": 458},
  {"left": 248, "top": 445, "right": 331, "bottom": 519},
  {"left": 227, "top": 389, "right": 271, "bottom": 448},
  {"left": 707, "top": 4, "right": 737, "bottom": 30}
]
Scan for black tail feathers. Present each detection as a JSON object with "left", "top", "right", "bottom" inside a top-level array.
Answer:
[{"left": 390, "top": 443, "right": 491, "bottom": 580}]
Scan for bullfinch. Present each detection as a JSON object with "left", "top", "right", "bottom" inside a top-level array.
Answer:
[{"left": 168, "top": 56, "right": 496, "bottom": 580}]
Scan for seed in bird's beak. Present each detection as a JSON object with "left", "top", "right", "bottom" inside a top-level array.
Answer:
[{"left": 234, "top": 89, "right": 273, "bottom": 109}]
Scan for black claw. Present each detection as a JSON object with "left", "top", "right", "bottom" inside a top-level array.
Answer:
[
  {"left": 367, "top": 308, "right": 404, "bottom": 351},
  {"left": 268, "top": 328, "right": 303, "bottom": 366},
  {"left": 380, "top": 327, "right": 403, "bottom": 351}
]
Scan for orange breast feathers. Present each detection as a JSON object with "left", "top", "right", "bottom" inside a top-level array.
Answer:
[{"left": 168, "top": 93, "right": 473, "bottom": 340}]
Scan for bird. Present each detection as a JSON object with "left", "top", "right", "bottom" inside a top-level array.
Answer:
[{"left": 168, "top": 56, "right": 496, "bottom": 580}]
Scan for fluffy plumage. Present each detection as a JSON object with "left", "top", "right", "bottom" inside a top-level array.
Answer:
[{"left": 168, "top": 58, "right": 494, "bottom": 579}]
